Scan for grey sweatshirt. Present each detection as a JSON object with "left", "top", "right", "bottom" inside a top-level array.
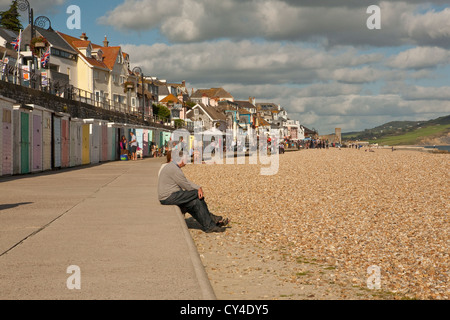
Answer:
[{"left": 158, "top": 162, "right": 200, "bottom": 201}]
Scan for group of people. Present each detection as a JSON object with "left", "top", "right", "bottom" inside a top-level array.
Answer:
[{"left": 119, "top": 132, "right": 139, "bottom": 161}]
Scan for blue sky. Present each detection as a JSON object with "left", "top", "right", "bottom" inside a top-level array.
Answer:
[{"left": 3, "top": 0, "right": 450, "bottom": 134}]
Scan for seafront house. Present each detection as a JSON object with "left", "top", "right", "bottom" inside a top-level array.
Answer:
[
  {"left": 190, "top": 87, "right": 234, "bottom": 104},
  {"left": 0, "top": 27, "right": 19, "bottom": 80},
  {"left": 59, "top": 32, "right": 137, "bottom": 114},
  {"left": 97, "top": 38, "right": 131, "bottom": 113},
  {"left": 18, "top": 25, "right": 78, "bottom": 90},
  {"left": 58, "top": 32, "right": 109, "bottom": 104},
  {"left": 284, "top": 119, "right": 302, "bottom": 141},
  {"left": 186, "top": 101, "right": 228, "bottom": 132}
]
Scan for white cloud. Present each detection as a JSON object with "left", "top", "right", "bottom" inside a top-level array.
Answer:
[
  {"left": 100, "top": 0, "right": 450, "bottom": 48},
  {"left": 402, "top": 86, "right": 450, "bottom": 101},
  {"left": 387, "top": 46, "right": 450, "bottom": 69},
  {"left": 123, "top": 40, "right": 385, "bottom": 86}
]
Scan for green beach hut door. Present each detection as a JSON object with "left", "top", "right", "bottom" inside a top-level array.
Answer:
[{"left": 20, "top": 112, "right": 30, "bottom": 174}]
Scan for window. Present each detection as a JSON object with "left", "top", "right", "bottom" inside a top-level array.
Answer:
[{"left": 95, "top": 91, "right": 104, "bottom": 102}]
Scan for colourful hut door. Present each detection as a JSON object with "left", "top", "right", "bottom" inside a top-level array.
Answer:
[
  {"left": 32, "top": 114, "right": 42, "bottom": 171},
  {"left": 102, "top": 124, "right": 108, "bottom": 162},
  {"left": 61, "top": 119, "right": 69, "bottom": 168},
  {"left": 20, "top": 112, "right": 30, "bottom": 174},
  {"left": 143, "top": 129, "right": 149, "bottom": 156},
  {"left": 82, "top": 124, "right": 90, "bottom": 165},
  {"left": 53, "top": 117, "right": 61, "bottom": 168},
  {"left": 2, "top": 110, "right": 12, "bottom": 175},
  {"left": 111, "top": 128, "right": 117, "bottom": 161}
]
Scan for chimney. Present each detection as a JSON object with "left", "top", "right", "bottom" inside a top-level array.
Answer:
[
  {"left": 80, "top": 32, "right": 88, "bottom": 41},
  {"left": 103, "top": 36, "right": 109, "bottom": 47}
]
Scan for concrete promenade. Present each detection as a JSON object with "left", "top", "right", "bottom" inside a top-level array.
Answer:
[{"left": 0, "top": 158, "right": 216, "bottom": 300}]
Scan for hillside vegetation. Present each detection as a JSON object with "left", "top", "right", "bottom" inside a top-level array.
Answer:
[{"left": 343, "top": 115, "right": 450, "bottom": 146}]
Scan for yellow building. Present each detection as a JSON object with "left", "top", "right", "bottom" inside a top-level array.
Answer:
[{"left": 59, "top": 32, "right": 134, "bottom": 113}]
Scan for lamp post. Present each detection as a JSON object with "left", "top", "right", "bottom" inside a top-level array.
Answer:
[
  {"left": 17, "top": 0, "right": 34, "bottom": 37},
  {"left": 132, "top": 66, "right": 145, "bottom": 122}
]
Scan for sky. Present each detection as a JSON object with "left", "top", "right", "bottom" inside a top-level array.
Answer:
[{"left": 2, "top": 0, "right": 450, "bottom": 134}]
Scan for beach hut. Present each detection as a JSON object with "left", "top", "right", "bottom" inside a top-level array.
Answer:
[
  {"left": 0, "top": 96, "right": 15, "bottom": 176},
  {"left": 163, "top": 131, "right": 171, "bottom": 148},
  {"left": 189, "top": 134, "right": 195, "bottom": 153},
  {"left": 52, "top": 114, "right": 62, "bottom": 168},
  {"left": 81, "top": 121, "right": 90, "bottom": 165},
  {"left": 60, "top": 113, "right": 70, "bottom": 168},
  {"left": 135, "top": 127, "right": 144, "bottom": 158},
  {"left": 24, "top": 105, "right": 53, "bottom": 173},
  {"left": 41, "top": 107, "right": 53, "bottom": 172},
  {"left": 108, "top": 122, "right": 121, "bottom": 161},
  {"left": 29, "top": 105, "right": 44, "bottom": 173},
  {"left": 100, "top": 120, "right": 109, "bottom": 162},
  {"left": 148, "top": 129, "right": 154, "bottom": 157},
  {"left": 12, "top": 104, "right": 33, "bottom": 175},
  {"left": 70, "top": 118, "right": 83, "bottom": 167},
  {"left": 143, "top": 128, "right": 149, "bottom": 158},
  {"left": 84, "top": 119, "right": 101, "bottom": 164}
]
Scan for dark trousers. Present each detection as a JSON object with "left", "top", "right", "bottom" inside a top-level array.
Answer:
[{"left": 160, "top": 190, "right": 217, "bottom": 231}]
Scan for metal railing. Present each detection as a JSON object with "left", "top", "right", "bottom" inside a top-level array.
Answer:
[{"left": 0, "top": 60, "right": 195, "bottom": 131}]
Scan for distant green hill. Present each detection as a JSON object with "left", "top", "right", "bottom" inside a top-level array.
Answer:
[{"left": 342, "top": 115, "right": 450, "bottom": 146}]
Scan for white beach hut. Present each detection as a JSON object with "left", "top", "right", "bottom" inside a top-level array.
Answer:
[{"left": 0, "top": 96, "right": 15, "bottom": 176}]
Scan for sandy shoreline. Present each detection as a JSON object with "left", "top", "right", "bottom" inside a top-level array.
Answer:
[{"left": 183, "top": 148, "right": 449, "bottom": 300}]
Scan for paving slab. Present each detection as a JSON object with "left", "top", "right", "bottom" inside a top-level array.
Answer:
[{"left": 0, "top": 158, "right": 215, "bottom": 300}]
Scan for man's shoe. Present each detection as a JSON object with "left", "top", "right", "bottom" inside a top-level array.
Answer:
[
  {"left": 205, "top": 226, "right": 226, "bottom": 233},
  {"left": 216, "top": 218, "right": 230, "bottom": 227},
  {"left": 212, "top": 215, "right": 223, "bottom": 224}
]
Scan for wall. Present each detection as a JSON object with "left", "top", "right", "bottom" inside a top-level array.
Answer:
[{"left": 0, "top": 79, "right": 172, "bottom": 130}]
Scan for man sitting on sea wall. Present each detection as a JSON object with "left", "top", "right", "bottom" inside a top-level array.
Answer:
[{"left": 158, "top": 151, "right": 229, "bottom": 233}]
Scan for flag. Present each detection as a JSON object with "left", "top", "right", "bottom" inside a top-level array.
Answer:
[
  {"left": 41, "top": 46, "right": 51, "bottom": 68},
  {"left": 11, "top": 31, "right": 21, "bottom": 51}
]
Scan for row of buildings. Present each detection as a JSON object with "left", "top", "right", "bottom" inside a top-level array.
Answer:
[{"left": 0, "top": 24, "right": 318, "bottom": 141}]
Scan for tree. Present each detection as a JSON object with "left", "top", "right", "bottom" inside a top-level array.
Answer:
[
  {"left": 152, "top": 104, "right": 171, "bottom": 121},
  {"left": 0, "top": 1, "right": 23, "bottom": 32}
]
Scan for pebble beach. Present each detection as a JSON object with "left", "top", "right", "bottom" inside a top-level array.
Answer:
[{"left": 184, "top": 148, "right": 449, "bottom": 300}]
